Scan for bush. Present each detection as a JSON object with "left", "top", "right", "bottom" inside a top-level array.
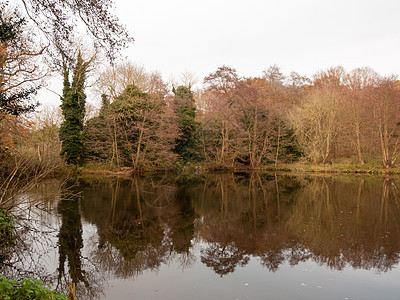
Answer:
[
  {"left": 0, "top": 210, "right": 13, "bottom": 248},
  {"left": 0, "top": 275, "right": 67, "bottom": 300}
]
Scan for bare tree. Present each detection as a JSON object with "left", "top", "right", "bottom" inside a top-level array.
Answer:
[
  {"left": 368, "top": 77, "right": 400, "bottom": 168},
  {"left": 180, "top": 71, "right": 198, "bottom": 90},
  {"left": 313, "top": 66, "right": 346, "bottom": 88},
  {"left": 201, "top": 66, "right": 241, "bottom": 168},
  {"left": 263, "top": 64, "right": 285, "bottom": 86},
  {"left": 16, "top": 0, "right": 132, "bottom": 65},
  {"left": 235, "top": 78, "right": 279, "bottom": 168},
  {"left": 343, "top": 67, "right": 380, "bottom": 165},
  {"left": 95, "top": 61, "right": 168, "bottom": 101},
  {"left": 290, "top": 87, "right": 341, "bottom": 164},
  {"left": 29, "top": 105, "right": 62, "bottom": 163}
]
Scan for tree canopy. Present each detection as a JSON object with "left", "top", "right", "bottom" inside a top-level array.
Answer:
[{"left": 16, "top": 0, "right": 132, "bottom": 65}]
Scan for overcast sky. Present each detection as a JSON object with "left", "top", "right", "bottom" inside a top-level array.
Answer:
[{"left": 39, "top": 0, "right": 400, "bottom": 105}]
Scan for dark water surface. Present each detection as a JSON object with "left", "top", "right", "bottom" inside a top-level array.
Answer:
[{"left": 3, "top": 173, "right": 400, "bottom": 299}]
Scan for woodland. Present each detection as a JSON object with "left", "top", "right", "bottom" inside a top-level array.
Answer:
[
  {"left": 83, "top": 63, "right": 400, "bottom": 173},
  {"left": 1, "top": 1, "right": 400, "bottom": 183},
  {"left": 5, "top": 59, "right": 400, "bottom": 176},
  {"left": 2, "top": 1, "right": 400, "bottom": 298}
]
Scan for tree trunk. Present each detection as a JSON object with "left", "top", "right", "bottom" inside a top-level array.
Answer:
[
  {"left": 275, "top": 124, "right": 281, "bottom": 168},
  {"left": 113, "top": 117, "right": 119, "bottom": 168},
  {"left": 133, "top": 117, "right": 146, "bottom": 172},
  {"left": 355, "top": 120, "right": 364, "bottom": 165}
]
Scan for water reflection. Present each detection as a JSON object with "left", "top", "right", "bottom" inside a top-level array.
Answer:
[
  {"left": 57, "top": 186, "right": 87, "bottom": 293},
  {"left": 81, "top": 177, "right": 179, "bottom": 278},
  {"left": 55, "top": 182, "right": 104, "bottom": 299},
  {"left": 0, "top": 180, "right": 62, "bottom": 281},
  {"left": 77, "top": 174, "right": 400, "bottom": 278},
  {"left": 4, "top": 174, "right": 400, "bottom": 298},
  {"left": 287, "top": 177, "right": 400, "bottom": 272}
]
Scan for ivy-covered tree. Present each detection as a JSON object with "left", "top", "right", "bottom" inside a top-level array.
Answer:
[
  {"left": 173, "top": 86, "right": 198, "bottom": 162},
  {"left": 59, "top": 53, "right": 90, "bottom": 165}
]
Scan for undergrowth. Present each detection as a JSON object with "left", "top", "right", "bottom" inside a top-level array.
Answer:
[{"left": 0, "top": 275, "right": 67, "bottom": 300}]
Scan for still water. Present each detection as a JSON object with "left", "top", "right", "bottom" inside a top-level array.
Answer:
[{"left": 3, "top": 173, "right": 400, "bottom": 299}]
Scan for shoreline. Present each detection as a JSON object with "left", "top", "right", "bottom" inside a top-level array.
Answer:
[{"left": 80, "top": 162, "right": 400, "bottom": 177}]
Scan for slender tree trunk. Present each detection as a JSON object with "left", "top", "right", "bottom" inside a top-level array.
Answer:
[
  {"left": 378, "top": 115, "right": 390, "bottom": 168},
  {"left": 134, "top": 117, "right": 146, "bottom": 172},
  {"left": 37, "top": 144, "right": 42, "bottom": 163},
  {"left": 352, "top": 98, "right": 364, "bottom": 165},
  {"left": 201, "top": 127, "right": 209, "bottom": 162},
  {"left": 113, "top": 117, "right": 119, "bottom": 168},
  {"left": 219, "top": 121, "right": 228, "bottom": 166},
  {"left": 251, "top": 111, "right": 258, "bottom": 168},
  {"left": 355, "top": 120, "right": 364, "bottom": 165},
  {"left": 275, "top": 124, "right": 281, "bottom": 169}
]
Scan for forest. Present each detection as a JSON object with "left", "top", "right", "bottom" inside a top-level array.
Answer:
[
  {"left": 4, "top": 60, "right": 400, "bottom": 175},
  {"left": 1, "top": 1, "right": 400, "bottom": 177},
  {"left": 86, "top": 63, "right": 400, "bottom": 172}
]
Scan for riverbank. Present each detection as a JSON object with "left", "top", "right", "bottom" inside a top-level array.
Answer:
[
  {"left": 80, "top": 159, "right": 400, "bottom": 177},
  {"left": 285, "top": 160, "right": 400, "bottom": 175}
]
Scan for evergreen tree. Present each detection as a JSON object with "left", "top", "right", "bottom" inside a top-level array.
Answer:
[
  {"left": 59, "top": 53, "right": 89, "bottom": 165},
  {"left": 173, "top": 86, "right": 198, "bottom": 162},
  {"left": 0, "top": 10, "right": 39, "bottom": 119}
]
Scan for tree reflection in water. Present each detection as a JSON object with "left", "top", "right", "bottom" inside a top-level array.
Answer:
[
  {"left": 286, "top": 176, "right": 400, "bottom": 272},
  {"left": 5, "top": 173, "right": 400, "bottom": 297},
  {"left": 80, "top": 175, "right": 198, "bottom": 278},
  {"left": 0, "top": 180, "right": 62, "bottom": 282},
  {"left": 194, "top": 174, "right": 400, "bottom": 274},
  {"left": 201, "top": 243, "right": 250, "bottom": 276},
  {"left": 56, "top": 182, "right": 101, "bottom": 299},
  {"left": 77, "top": 174, "right": 400, "bottom": 278}
]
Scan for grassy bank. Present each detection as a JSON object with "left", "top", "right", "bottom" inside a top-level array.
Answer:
[
  {"left": 78, "top": 157, "right": 400, "bottom": 177},
  {"left": 284, "top": 159, "right": 399, "bottom": 175}
]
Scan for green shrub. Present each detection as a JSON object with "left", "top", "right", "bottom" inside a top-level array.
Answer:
[
  {"left": 0, "top": 275, "right": 67, "bottom": 300},
  {"left": 0, "top": 210, "right": 14, "bottom": 248}
]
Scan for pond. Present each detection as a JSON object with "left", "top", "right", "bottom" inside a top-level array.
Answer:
[{"left": 2, "top": 173, "right": 400, "bottom": 299}]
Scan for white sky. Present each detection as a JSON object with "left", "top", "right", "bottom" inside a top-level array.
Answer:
[{"left": 38, "top": 0, "right": 400, "bottom": 106}]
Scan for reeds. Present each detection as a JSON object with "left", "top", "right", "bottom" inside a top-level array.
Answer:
[{"left": 0, "top": 149, "right": 65, "bottom": 210}]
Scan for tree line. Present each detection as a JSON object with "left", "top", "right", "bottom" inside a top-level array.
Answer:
[
  {"left": 1, "top": 3, "right": 400, "bottom": 172},
  {"left": 3, "top": 50, "right": 400, "bottom": 172},
  {"left": 66, "top": 62, "right": 398, "bottom": 172}
]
